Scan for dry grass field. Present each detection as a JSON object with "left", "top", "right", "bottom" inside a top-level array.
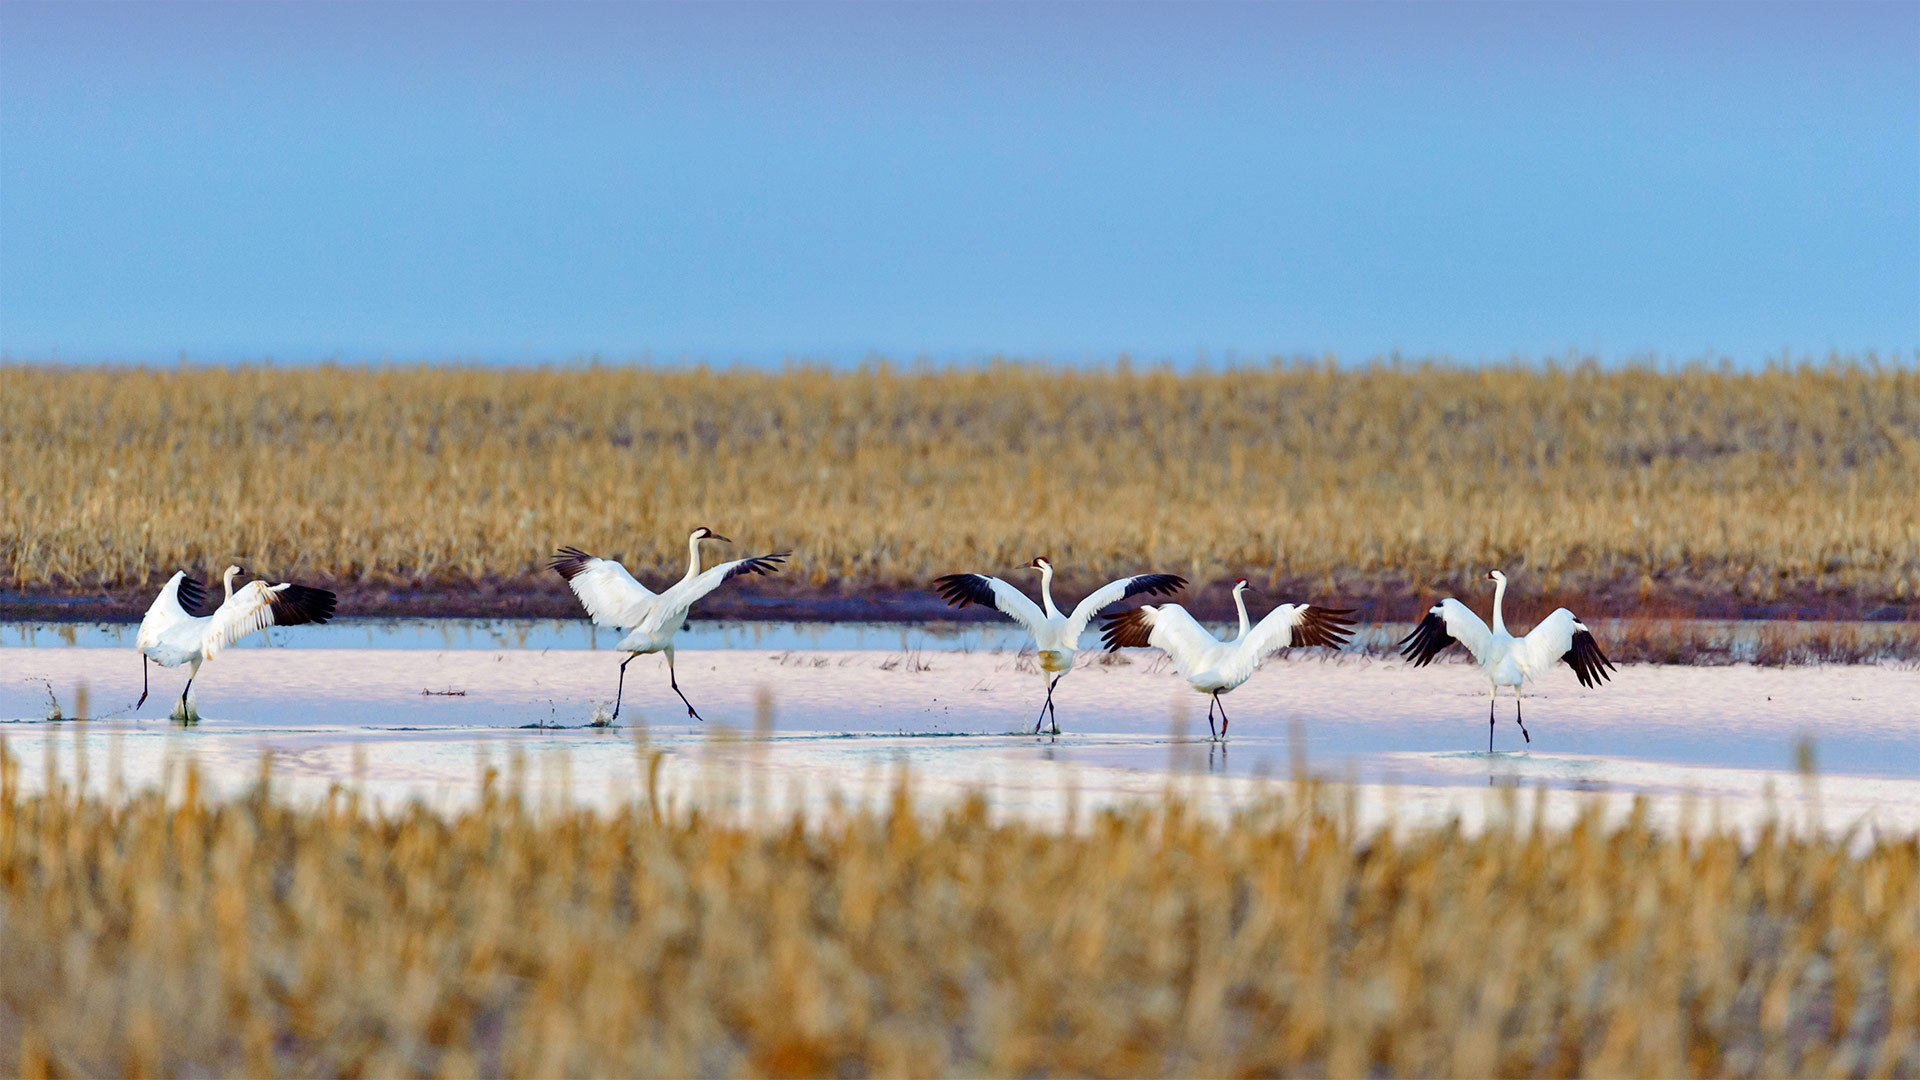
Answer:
[
  {"left": 4, "top": 361, "right": 1917, "bottom": 619},
  {"left": 2, "top": 747, "right": 1915, "bottom": 1077}
]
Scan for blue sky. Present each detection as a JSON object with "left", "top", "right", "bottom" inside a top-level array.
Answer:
[{"left": 1, "top": 1, "right": 1915, "bottom": 365}]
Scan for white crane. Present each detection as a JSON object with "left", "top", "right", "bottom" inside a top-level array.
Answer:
[
  {"left": 1398, "top": 569, "right": 1616, "bottom": 752},
  {"left": 135, "top": 565, "right": 338, "bottom": 719},
  {"left": 551, "top": 527, "right": 788, "bottom": 723},
  {"left": 1099, "top": 578, "right": 1354, "bottom": 739},
  {"left": 933, "top": 557, "right": 1185, "bottom": 734}
]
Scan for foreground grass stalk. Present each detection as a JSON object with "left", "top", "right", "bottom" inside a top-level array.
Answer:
[
  {"left": 5, "top": 362, "right": 1917, "bottom": 611},
  {"left": 2, "top": 749, "right": 1915, "bottom": 1076}
]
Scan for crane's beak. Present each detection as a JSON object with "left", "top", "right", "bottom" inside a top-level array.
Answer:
[{"left": 707, "top": 534, "right": 732, "bottom": 544}]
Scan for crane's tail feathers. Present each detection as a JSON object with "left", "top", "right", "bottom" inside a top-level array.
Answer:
[
  {"left": 1296, "top": 606, "right": 1357, "bottom": 650},
  {"left": 550, "top": 546, "right": 598, "bottom": 581},
  {"left": 1398, "top": 609, "right": 1457, "bottom": 667},
  {"left": 271, "top": 584, "right": 337, "bottom": 626},
  {"left": 1099, "top": 607, "right": 1156, "bottom": 651},
  {"left": 1562, "top": 629, "right": 1616, "bottom": 688},
  {"left": 723, "top": 551, "right": 790, "bottom": 582},
  {"left": 176, "top": 574, "right": 209, "bottom": 617},
  {"left": 931, "top": 573, "right": 997, "bottom": 609}
]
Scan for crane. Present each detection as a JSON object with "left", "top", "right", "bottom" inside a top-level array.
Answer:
[
  {"left": 551, "top": 527, "right": 788, "bottom": 723},
  {"left": 1100, "top": 577, "right": 1353, "bottom": 739},
  {"left": 135, "top": 565, "right": 337, "bottom": 720},
  {"left": 933, "top": 556, "right": 1184, "bottom": 734},
  {"left": 1398, "top": 569, "right": 1616, "bottom": 752}
]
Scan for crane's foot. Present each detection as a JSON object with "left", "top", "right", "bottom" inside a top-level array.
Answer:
[{"left": 669, "top": 681, "right": 706, "bottom": 723}]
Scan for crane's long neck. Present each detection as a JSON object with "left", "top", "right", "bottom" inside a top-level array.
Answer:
[
  {"left": 683, "top": 534, "right": 704, "bottom": 583},
  {"left": 1491, "top": 576, "right": 1509, "bottom": 636},
  {"left": 1038, "top": 563, "right": 1061, "bottom": 619},
  {"left": 1232, "top": 587, "right": 1251, "bottom": 641},
  {"left": 222, "top": 567, "right": 239, "bottom": 602}
]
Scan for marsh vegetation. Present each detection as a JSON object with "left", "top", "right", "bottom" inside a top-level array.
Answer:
[
  {"left": 4, "top": 362, "right": 1917, "bottom": 622},
  {"left": 1, "top": 746, "right": 1914, "bottom": 1077}
]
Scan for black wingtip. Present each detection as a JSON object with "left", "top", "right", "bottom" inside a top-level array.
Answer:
[
  {"left": 932, "top": 573, "right": 997, "bottom": 610},
  {"left": 1131, "top": 573, "right": 1187, "bottom": 598},
  {"left": 550, "top": 546, "right": 596, "bottom": 582},
  {"left": 1399, "top": 609, "right": 1457, "bottom": 668},
  {"left": 273, "top": 584, "right": 337, "bottom": 626},
  {"left": 1563, "top": 629, "right": 1615, "bottom": 689},
  {"left": 1296, "top": 606, "right": 1357, "bottom": 650},
  {"left": 723, "top": 551, "right": 790, "bottom": 582},
  {"left": 175, "top": 573, "right": 208, "bottom": 618},
  {"left": 1099, "top": 607, "right": 1155, "bottom": 651}
]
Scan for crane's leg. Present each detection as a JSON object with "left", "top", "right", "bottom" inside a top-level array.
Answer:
[
  {"left": 137, "top": 656, "right": 150, "bottom": 709},
  {"left": 178, "top": 658, "right": 202, "bottom": 723},
  {"left": 665, "top": 650, "right": 705, "bottom": 723},
  {"left": 1514, "top": 689, "right": 1530, "bottom": 744},
  {"left": 1216, "top": 694, "right": 1232, "bottom": 739},
  {"left": 610, "top": 653, "right": 637, "bottom": 722},
  {"left": 1488, "top": 693, "right": 1496, "bottom": 753},
  {"left": 1206, "top": 693, "right": 1219, "bottom": 741},
  {"left": 1035, "top": 676, "right": 1061, "bottom": 735}
]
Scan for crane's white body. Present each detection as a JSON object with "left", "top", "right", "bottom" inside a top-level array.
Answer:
[
  {"left": 1102, "top": 580, "right": 1353, "bottom": 738},
  {"left": 1138, "top": 595, "right": 1310, "bottom": 695},
  {"left": 136, "top": 566, "right": 335, "bottom": 718},
  {"left": 563, "top": 532, "right": 748, "bottom": 655},
  {"left": 976, "top": 562, "right": 1169, "bottom": 673},
  {"left": 553, "top": 529, "right": 787, "bottom": 722},
  {"left": 933, "top": 558, "right": 1185, "bottom": 733},
  {"left": 1418, "top": 574, "right": 1592, "bottom": 698},
  {"left": 1399, "top": 569, "right": 1614, "bottom": 751}
]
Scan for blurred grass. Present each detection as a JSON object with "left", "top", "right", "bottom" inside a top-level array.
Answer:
[
  {"left": 2, "top": 747, "right": 1915, "bottom": 1076},
  {"left": 4, "top": 361, "right": 1918, "bottom": 612}
]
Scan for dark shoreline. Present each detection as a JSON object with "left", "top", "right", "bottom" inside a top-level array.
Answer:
[{"left": 4, "top": 575, "right": 1914, "bottom": 624}]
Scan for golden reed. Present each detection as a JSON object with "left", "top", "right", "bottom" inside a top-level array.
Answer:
[
  {"left": 1, "top": 746, "right": 1915, "bottom": 1076},
  {"left": 4, "top": 361, "right": 1917, "bottom": 609}
]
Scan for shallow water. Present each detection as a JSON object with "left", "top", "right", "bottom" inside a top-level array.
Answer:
[{"left": 2, "top": 619, "right": 1915, "bottom": 833}]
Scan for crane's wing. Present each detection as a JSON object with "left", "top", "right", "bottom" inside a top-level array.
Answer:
[
  {"left": 1065, "top": 573, "right": 1187, "bottom": 636},
  {"left": 1399, "top": 598, "right": 1493, "bottom": 667},
  {"left": 649, "top": 551, "right": 790, "bottom": 630},
  {"left": 137, "top": 571, "right": 208, "bottom": 649},
  {"left": 1517, "top": 608, "right": 1617, "bottom": 688},
  {"left": 931, "top": 573, "right": 1047, "bottom": 633},
  {"left": 551, "top": 547, "right": 658, "bottom": 629},
  {"left": 202, "top": 580, "right": 336, "bottom": 660},
  {"left": 1100, "top": 604, "right": 1221, "bottom": 669},
  {"left": 1244, "top": 603, "right": 1356, "bottom": 660}
]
